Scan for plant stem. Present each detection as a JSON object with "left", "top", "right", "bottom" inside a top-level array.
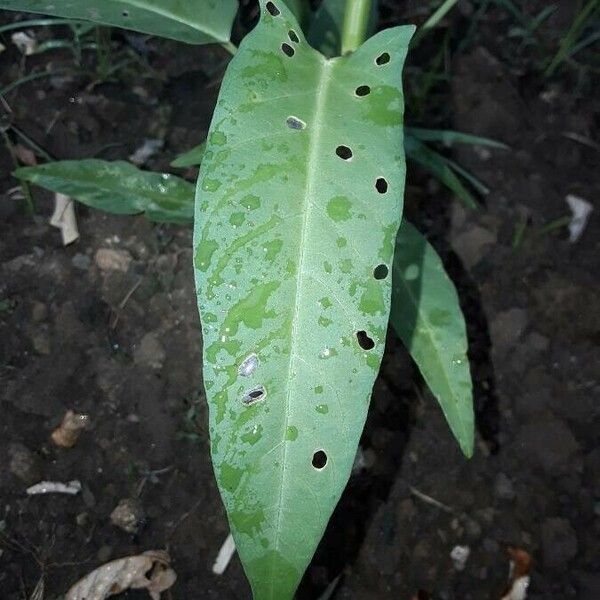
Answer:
[
  {"left": 341, "top": 0, "right": 372, "bottom": 54},
  {"left": 221, "top": 41, "right": 237, "bottom": 56}
]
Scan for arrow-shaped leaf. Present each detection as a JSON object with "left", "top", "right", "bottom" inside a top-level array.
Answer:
[
  {"left": 391, "top": 219, "right": 474, "bottom": 457},
  {"left": 0, "top": 0, "right": 238, "bottom": 45},
  {"left": 194, "top": 2, "right": 413, "bottom": 598},
  {"left": 14, "top": 159, "right": 194, "bottom": 223}
]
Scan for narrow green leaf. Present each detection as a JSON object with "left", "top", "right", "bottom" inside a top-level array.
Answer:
[
  {"left": 307, "top": 0, "right": 379, "bottom": 57},
  {"left": 0, "top": 0, "right": 238, "bottom": 45},
  {"left": 545, "top": 0, "right": 599, "bottom": 76},
  {"left": 411, "top": 0, "right": 459, "bottom": 47},
  {"left": 391, "top": 220, "right": 474, "bottom": 457},
  {"left": 405, "top": 126, "right": 509, "bottom": 149},
  {"left": 170, "top": 141, "right": 206, "bottom": 168},
  {"left": 194, "top": 2, "right": 413, "bottom": 598},
  {"left": 14, "top": 159, "right": 194, "bottom": 223},
  {"left": 404, "top": 134, "right": 479, "bottom": 209}
]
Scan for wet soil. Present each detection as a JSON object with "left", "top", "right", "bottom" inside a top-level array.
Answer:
[{"left": 1, "top": 1, "right": 599, "bottom": 598}]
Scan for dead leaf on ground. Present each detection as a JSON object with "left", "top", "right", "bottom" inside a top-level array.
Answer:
[
  {"left": 501, "top": 546, "right": 532, "bottom": 600},
  {"left": 51, "top": 410, "right": 89, "bottom": 448},
  {"left": 11, "top": 31, "right": 37, "bottom": 55},
  {"left": 50, "top": 193, "right": 79, "bottom": 245},
  {"left": 66, "top": 550, "right": 176, "bottom": 600}
]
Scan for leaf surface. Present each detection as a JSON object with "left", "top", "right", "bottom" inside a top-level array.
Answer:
[
  {"left": 0, "top": 0, "right": 237, "bottom": 44},
  {"left": 194, "top": 2, "right": 413, "bottom": 598},
  {"left": 15, "top": 159, "right": 194, "bottom": 223},
  {"left": 391, "top": 220, "right": 474, "bottom": 457}
]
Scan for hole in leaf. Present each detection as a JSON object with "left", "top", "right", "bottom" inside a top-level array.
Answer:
[
  {"left": 288, "top": 30, "right": 300, "bottom": 43},
  {"left": 122, "top": 10, "right": 129, "bottom": 17},
  {"left": 375, "top": 177, "right": 388, "bottom": 193},
  {"left": 355, "top": 85, "right": 371, "bottom": 97},
  {"left": 242, "top": 385, "right": 266, "bottom": 405},
  {"left": 266, "top": 2, "right": 280, "bottom": 16},
  {"left": 373, "top": 264, "right": 389, "bottom": 280},
  {"left": 336, "top": 145, "right": 353, "bottom": 160},
  {"left": 286, "top": 116, "right": 306, "bottom": 130},
  {"left": 356, "top": 330, "right": 375, "bottom": 350},
  {"left": 376, "top": 52, "right": 390, "bottom": 65},
  {"left": 312, "top": 450, "right": 328, "bottom": 470},
  {"left": 281, "top": 42, "right": 295, "bottom": 57},
  {"left": 238, "top": 354, "right": 259, "bottom": 377}
]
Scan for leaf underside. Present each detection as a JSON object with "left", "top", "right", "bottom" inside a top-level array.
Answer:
[
  {"left": 15, "top": 160, "right": 195, "bottom": 223},
  {"left": 193, "top": 2, "right": 413, "bottom": 598},
  {"left": 0, "top": 0, "right": 237, "bottom": 44},
  {"left": 391, "top": 220, "right": 474, "bottom": 457}
]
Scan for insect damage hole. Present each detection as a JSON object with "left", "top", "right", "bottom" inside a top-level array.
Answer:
[
  {"left": 336, "top": 145, "right": 353, "bottom": 160},
  {"left": 266, "top": 2, "right": 280, "bottom": 16},
  {"left": 375, "top": 52, "right": 390, "bottom": 65},
  {"left": 242, "top": 386, "right": 266, "bottom": 405},
  {"left": 288, "top": 30, "right": 300, "bottom": 43},
  {"left": 355, "top": 85, "right": 371, "bottom": 97},
  {"left": 373, "top": 264, "right": 389, "bottom": 280},
  {"left": 238, "top": 353, "right": 259, "bottom": 377},
  {"left": 281, "top": 43, "right": 295, "bottom": 57},
  {"left": 312, "top": 450, "right": 328, "bottom": 470},
  {"left": 122, "top": 10, "right": 129, "bottom": 17},
  {"left": 356, "top": 330, "right": 375, "bottom": 350},
  {"left": 286, "top": 116, "right": 306, "bottom": 130},
  {"left": 375, "top": 177, "right": 388, "bottom": 194}
]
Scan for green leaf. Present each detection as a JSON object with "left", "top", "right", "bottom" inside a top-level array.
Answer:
[
  {"left": 391, "top": 220, "right": 474, "bottom": 457},
  {"left": 411, "top": 0, "right": 459, "bottom": 47},
  {"left": 193, "top": 2, "right": 413, "bottom": 598},
  {"left": 0, "top": 0, "right": 238, "bottom": 45},
  {"left": 14, "top": 159, "right": 195, "bottom": 223},
  {"left": 405, "top": 126, "right": 509, "bottom": 149},
  {"left": 404, "top": 133, "right": 479, "bottom": 209},
  {"left": 307, "top": 0, "right": 379, "bottom": 57},
  {"left": 170, "top": 141, "right": 206, "bottom": 168}
]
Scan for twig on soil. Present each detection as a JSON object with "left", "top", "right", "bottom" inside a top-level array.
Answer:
[
  {"left": 26, "top": 480, "right": 82, "bottom": 495},
  {"left": 29, "top": 576, "right": 44, "bottom": 600},
  {"left": 409, "top": 486, "right": 455, "bottom": 513},
  {"left": 212, "top": 533, "right": 236, "bottom": 575},
  {"left": 109, "top": 276, "right": 143, "bottom": 329},
  {"left": 166, "top": 498, "right": 203, "bottom": 543}
]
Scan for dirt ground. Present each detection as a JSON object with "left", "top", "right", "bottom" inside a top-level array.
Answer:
[{"left": 1, "top": 1, "right": 598, "bottom": 599}]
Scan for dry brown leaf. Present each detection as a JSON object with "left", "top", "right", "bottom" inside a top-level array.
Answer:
[
  {"left": 51, "top": 410, "right": 89, "bottom": 448},
  {"left": 66, "top": 550, "right": 176, "bottom": 600},
  {"left": 501, "top": 546, "right": 532, "bottom": 600}
]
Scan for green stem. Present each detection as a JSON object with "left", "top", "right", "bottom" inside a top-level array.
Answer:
[
  {"left": 341, "top": 0, "right": 372, "bottom": 54},
  {"left": 221, "top": 41, "right": 238, "bottom": 56}
]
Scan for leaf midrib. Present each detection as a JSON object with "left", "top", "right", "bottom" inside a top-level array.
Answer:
[
  {"left": 269, "top": 55, "right": 335, "bottom": 595},
  {"left": 24, "top": 169, "right": 193, "bottom": 205}
]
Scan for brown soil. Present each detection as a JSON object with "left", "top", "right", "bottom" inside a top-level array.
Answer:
[{"left": 1, "top": 1, "right": 598, "bottom": 598}]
